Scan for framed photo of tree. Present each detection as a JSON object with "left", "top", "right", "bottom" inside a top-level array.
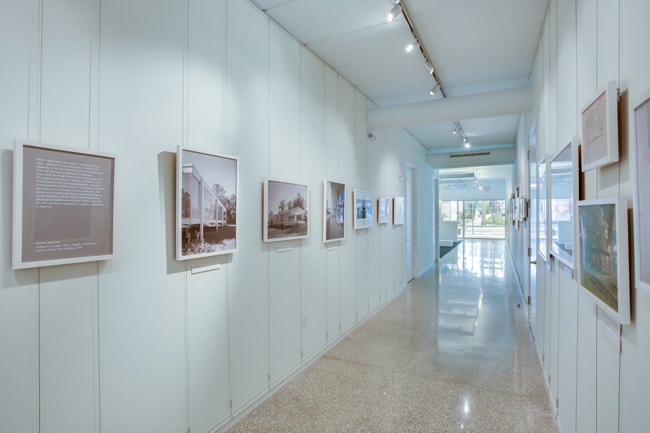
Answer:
[
  {"left": 578, "top": 197, "right": 630, "bottom": 324},
  {"left": 176, "top": 147, "right": 238, "bottom": 260},
  {"left": 264, "top": 179, "right": 309, "bottom": 242}
]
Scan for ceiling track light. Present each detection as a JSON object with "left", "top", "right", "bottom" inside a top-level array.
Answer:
[
  {"left": 429, "top": 83, "right": 441, "bottom": 96},
  {"left": 387, "top": 3, "right": 402, "bottom": 22},
  {"left": 452, "top": 123, "right": 461, "bottom": 135}
]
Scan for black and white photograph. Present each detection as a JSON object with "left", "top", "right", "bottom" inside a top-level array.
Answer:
[
  {"left": 353, "top": 189, "right": 374, "bottom": 230},
  {"left": 264, "top": 179, "right": 309, "bottom": 242},
  {"left": 176, "top": 147, "right": 238, "bottom": 260},
  {"left": 323, "top": 180, "right": 345, "bottom": 242}
]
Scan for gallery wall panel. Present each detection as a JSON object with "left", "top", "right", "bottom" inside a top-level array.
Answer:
[
  {"left": 300, "top": 48, "right": 328, "bottom": 360},
  {"left": 97, "top": 0, "right": 188, "bottom": 432},
  {"left": 187, "top": 264, "right": 231, "bottom": 433},
  {"left": 270, "top": 24, "right": 301, "bottom": 181},
  {"left": 226, "top": 0, "right": 271, "bottom": 413},
  {"left": 337, "top": 77, "right": 358, "bottom": 333},
  {"left": 185, "top": 1, "right": 231, "bottom": 431},
  {"left": 556, "top": 272, "right": 578, "bottom": 433},
  {"left": 40, "top": 264, "right": 99, "bottom": 433},
  {"left": 0, "top": 0, "right": 40, "bottom": 432},
  {"left": 326, "top": 248, "right": 341, "bottom": 343},
  {"left": 187, "top": 0, "right": 227, "bottom": 151},
  {"left": 269, "top": 248, "right": 302, "bottom": 384}
]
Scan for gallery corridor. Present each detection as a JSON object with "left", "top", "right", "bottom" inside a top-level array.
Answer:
[{"left": 227, "top": 239, "right": 559, "bottom": 433}]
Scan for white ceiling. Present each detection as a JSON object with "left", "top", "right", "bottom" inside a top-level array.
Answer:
[{"left": 250, "top": 0, "right": 548, "bottom": 172}]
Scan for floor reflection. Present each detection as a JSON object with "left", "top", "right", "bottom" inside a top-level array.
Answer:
[{"left": 227, "top": 238, "right": 559, "bottom": 433}]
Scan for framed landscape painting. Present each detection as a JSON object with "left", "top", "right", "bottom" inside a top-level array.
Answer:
[
  {"left": 323, "top": 179, "right": 345, "bottom": 243},
  {"left": 633, "top": 90, "right": 650, "bottom": 293},
  {"left": 578, "top": 197, "right": 630, "bottom": 324},
  {"left": 13, "top": 140, "right": 117, "bottom": 269},
  {"left": 176, "top": 147, "right": 238, "bottom": 260},
  {"left": 353, "top": 189, "right": 374, "bottom": 229},
  {"left": 264, "top": 179, "right": 309, "bottom": 242}
]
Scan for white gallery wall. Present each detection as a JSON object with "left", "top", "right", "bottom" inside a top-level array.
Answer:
[
  {"left": 508, "top": 1, "right": 650, "bottom": 432},
  {"left": 0, "top": 1, "right": 435, "bottom": 432}
]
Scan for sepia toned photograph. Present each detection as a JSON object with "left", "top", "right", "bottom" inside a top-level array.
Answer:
[
  {"left": 578, "top": 197, "right": 630, "bottom": 324},
  {"left": 264, "top": 179, "right": 309, "bottom": 242},
  {"left": 176, "top": 147, "right": 238, "bottom": 260},
  {"left": 323, "top": 180, "right": 345, "bottom": 242},
  {"left": 581, "top": 80, "right": 619, "bottom": 171}
]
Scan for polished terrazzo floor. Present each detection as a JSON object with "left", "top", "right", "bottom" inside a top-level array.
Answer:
[{"left": 227, "top": 239, "right": 559, "bottom": 433}]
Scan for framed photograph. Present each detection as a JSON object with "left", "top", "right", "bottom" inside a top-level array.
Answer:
[
  {"left": 13, "top": 140, "right": 117, "bottom": 269},
  {"left": 176, "top": 147, "right": 238, "bottom": 260},
  {"left": 264, "top": 179, "right": 309, "bottom": 242},
  {"left": 581, "top": 80, "right": 619, "bottom": 171},
  {"left": 549, "top": 137, "right": 579, "bottom": 269},
  {"left": 536, "top": 157, "right": 550, "bottom": 262},
  {"left": 353, "top": 189, "right": 374, "bottom": 229},
  {"left": 393, "top": 195, "right": 405, "bottom": 225},
  {"left": 632, "top": 90, "right": 650, "bottom": 293},
  {"left": 578, "top": 197, "right": 630, "bottom": 324},
  {"left": 323, "top": 180, "right": 345, "bottom": 243},
  {"left": 377, "top": 197, "right": 391, "bottom": 224}
]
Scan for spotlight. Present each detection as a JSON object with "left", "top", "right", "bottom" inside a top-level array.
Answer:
[
  {"left": 452, "top": 124, "right": 461, "bottom": 135},
  {"left": 423, "top": 60, "right": 434, "bottom": 75},
  {"left": 429, "top": 83, "right": 441, "bottom": 95},
  {"left": 387, "top": 3, "right": 402, "bottom": 22},
  {"left": 405, "top": 40, "right": 419, "bottom": 53},
  {"left": 464, "top": 142, "right": 471, "bottom": 148}
]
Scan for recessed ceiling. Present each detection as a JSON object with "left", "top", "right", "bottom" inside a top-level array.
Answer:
[{"left": 250, "top": 0, "right": 548, "bottom": 172}]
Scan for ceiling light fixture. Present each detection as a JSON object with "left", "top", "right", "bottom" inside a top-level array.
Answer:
[
  {"left": 429, "top": 83, "right": 441, "bottom": 96},
  {"left": 452, "top": 123, "right": 461, "bottom": 135},
  {"left": 387, "top": 3, "right": 402, "bottom": 22},
  {"left": 405, "top": 40, "right": 419, "bottom": 53}
]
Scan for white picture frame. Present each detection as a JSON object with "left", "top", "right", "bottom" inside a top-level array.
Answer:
[
  {"left": 353, "top": 189, "right": 374, "bottom": 230},
  {"left": 377, "top": 197, "right": 391, "bottom": 224},
  {"left": 536, "top": 157, "right": 550, "bottom": 262},
  {"left": 549, "top": 136, "right": 580, "bottom": 270},
  {"left": 393, "top": 195, "right": 405, "bottom": 226},
  {"left": 264, "top": 179, "right": 309, "bottom": 242},
  {"left": 632, "top": 89, "right": 650, "bottom": 293},
  {"left": 176, "top": 147, "right": 239, "bottom": 260},
  {"left": 577, "top": 197, "right": 630, "bottom": 325},
  {"left": 13, "top": 140, "right": 117, "bottom": 269},
  {"left": 323, "top": 179, "right": 345, "bottom": 243},
  {"left": 581, "top": 80, "right": 619, "bottom": 171}
]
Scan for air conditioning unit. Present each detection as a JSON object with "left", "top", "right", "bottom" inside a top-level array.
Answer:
[{"left": 428, "top": 147, "right": 515, "bottom": 168}]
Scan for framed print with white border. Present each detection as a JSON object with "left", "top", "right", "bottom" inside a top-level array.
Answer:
[
  {"left": 632, "top": 89, "right": 650, "bottom": 293},
  {"left": 323, "top": 179, "right": 345, "bottom": 243},
  {"left": 264, "top": 179, "right": 309, "bottom": 242},
  {"left": 577, "top": 197, "right": 630, "bottom": 325},
  {"left": 353, "top": 189, "right": 374, "bottom": 229},
  {"left": 176, "top": 147, "right": 239, "bottom": 260},
  {"left": 581, "top": 80, "right": 619, "bottom": 171},
  {"left": 13, "top": 140, "right": 117, "bottom": 269}
]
